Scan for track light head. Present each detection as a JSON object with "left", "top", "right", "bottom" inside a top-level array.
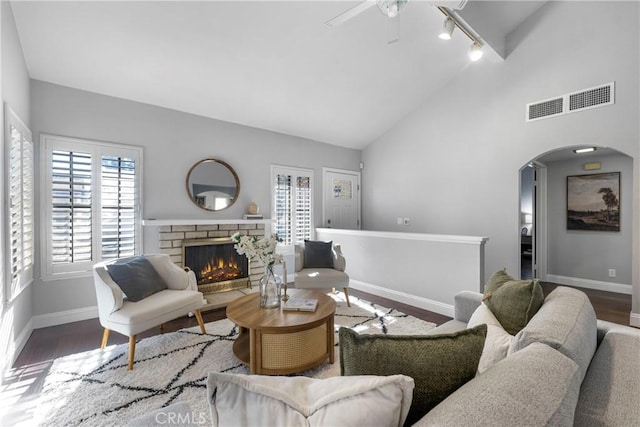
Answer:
[
  {"left": 437, "top": 7, "right": 484, "bottom": 62},
  {"left": 469, "top": 42, "right": 483, "bottom": 61},
  {"left": 439, "top": 17, "right": 455, "bottom": 40}
]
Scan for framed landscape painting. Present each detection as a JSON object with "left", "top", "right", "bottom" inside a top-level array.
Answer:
[{"left": 567, "top": 172, "right": 620, "bottom": 231}]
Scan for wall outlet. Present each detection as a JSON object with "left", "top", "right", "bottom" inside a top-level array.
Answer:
[
  {"left": 397, "top": 217, "right": 403, "bottom": 225},
  {"left": 608, "top": 269, "right": 616, "bottom": 278},
  {"left": 403, "top": 218, "right": 411, "bottom": 225}
]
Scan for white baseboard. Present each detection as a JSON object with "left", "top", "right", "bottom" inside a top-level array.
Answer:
[
  {"left": 350, "top": 280, "right": 454, "bottom": 318},
  {"left": 10, "top": 318, "right": 34, "bottom": 366},
  {"left": 631, "top": 312, "right": 640, "bottom": 328},
  {"left": 32, "top": 306, "right": 98, "bottom": 329},
  {"left": 546, "top": 274, "right": 632, "bottom": 295}
]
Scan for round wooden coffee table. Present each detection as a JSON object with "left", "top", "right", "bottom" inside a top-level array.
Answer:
[{"left": 226, "top": 289, "right": 336, "bottom": 375}]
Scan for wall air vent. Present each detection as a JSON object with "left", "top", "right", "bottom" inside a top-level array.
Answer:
[
  {"left": 526, "top": 82, "right": 615, "bottom": 122},
  {"left": 527, "top": 97, "right": 564, "bottom": 121},
  {"left": 568, "top": 83, "right": 614, "bottom": 112}
]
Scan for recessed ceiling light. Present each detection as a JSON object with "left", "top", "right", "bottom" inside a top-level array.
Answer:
[{"left": 573, "top": 147, "right": 597, "bottom": 154}]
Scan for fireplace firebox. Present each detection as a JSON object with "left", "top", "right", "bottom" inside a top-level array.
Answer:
[{"left": 182, "top": 238, "right": 250, "bottom": 294}]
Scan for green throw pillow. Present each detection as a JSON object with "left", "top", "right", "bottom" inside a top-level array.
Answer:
[
  {"left": 486, "top": 268, "right": 513, "bottom": 289},
  {"left": 339, "top": 325, "right": 487, "bottom": 426},
  {"left": 483, "top": 269, "right": 544, "bottom": 335}
]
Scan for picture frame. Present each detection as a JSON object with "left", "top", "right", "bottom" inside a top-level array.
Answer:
[{"left": 567, "top": 172, "right": 620, "bottom": 231}]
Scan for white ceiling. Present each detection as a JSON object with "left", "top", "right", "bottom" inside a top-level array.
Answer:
[{"left": 11, "top": 1, "right": 547, "bottom": 149}]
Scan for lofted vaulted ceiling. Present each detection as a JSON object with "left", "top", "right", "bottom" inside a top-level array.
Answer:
[{"left": 10, "top": 1, "right": 547, "bottom": 149}]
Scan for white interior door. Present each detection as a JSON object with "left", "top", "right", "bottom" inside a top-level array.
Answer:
[{"left": 323, "top": 168, "right": 361, "bottom": 229}]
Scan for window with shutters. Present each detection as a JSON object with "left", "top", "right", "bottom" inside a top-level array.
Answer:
[
  {"left": 42, "top": 135, "right": 142, "bottom": 278},
  {"left": 271, "top": 166, "right": 313, "bottom": 247},
  {"left": 4, "top": 107, "right": 34, "bottom": 300},
  {"left": 101, "top": 156, "right": 137, "bottom": 259}
]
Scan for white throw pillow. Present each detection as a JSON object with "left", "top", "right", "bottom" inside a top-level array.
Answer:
[
  {"left": 207, "top": 373, "right": 414, "bottom": 427},
  {"left": 467, "top": 303, "right": 514, "bottom": 374}
]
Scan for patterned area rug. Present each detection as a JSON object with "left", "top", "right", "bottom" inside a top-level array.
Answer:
[{"left": 33, "top": 292, "right": 436, "bottom": 426}]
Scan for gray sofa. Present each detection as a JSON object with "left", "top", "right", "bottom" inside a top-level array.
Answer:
[
  {"left": 416, "top": 286, "right": 640, "bottom": 426},
  {"left": 132, "top": 286, "right": 640, "bottom": 427}
]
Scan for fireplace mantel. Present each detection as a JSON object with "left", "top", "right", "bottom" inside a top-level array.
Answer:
[{"left": 142, "top": 218, "right": 273, "bottom": 226}]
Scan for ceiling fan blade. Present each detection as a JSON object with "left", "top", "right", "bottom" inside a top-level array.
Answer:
[
  {"left": 386, "top": 15, "right": 400, "bottom": 44},
  {"left": 325, "top": 1, "right": 376, "bottom": 27}
]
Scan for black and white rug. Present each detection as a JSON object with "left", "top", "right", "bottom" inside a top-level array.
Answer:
[{"left": 33, "top": 292, "right": 436, "bottom": 426}]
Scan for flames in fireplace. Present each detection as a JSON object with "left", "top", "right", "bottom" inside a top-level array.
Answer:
[
  {"left": 183, "top": 238, "right": 250, "bottom": 294},
  {"left": 199, "top": 257, "right": 242, "bottom": 284}
]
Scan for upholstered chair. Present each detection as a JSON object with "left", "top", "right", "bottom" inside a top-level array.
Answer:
[
  {"left": 294, "top": 242, "right": 351, "bottom": 307},
  {"left": 92, "top": 254, "right": 207, "bottom": 370}
]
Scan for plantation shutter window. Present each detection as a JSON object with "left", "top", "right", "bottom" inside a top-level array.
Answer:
[
  {"left": 5, "top": 108, "right": 34, "bottom": 299},
  {"left": 42, "top": 135, "right": 142, "bottom": 278},
  {"left": 275, "top": 173, "right": 293, "bottom": 245},
  {"left": 295, "top": 176, "right": 312, "bottom": 243},
  {"left": 51, "top": 150, "right": 93, "bottom": 264},
  {"left": 21, "top": 137, "right": 34, "bottom": 274},
  {"left": 101, "top": 156, "right": 137, "bottom": 260},
  {"left": 272, "top": 166, "right": 313, "bottom": 247}
]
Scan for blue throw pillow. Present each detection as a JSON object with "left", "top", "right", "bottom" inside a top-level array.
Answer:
[
  {"left": 107, "top": 256, "right": 169, "bottom": 302},
  {"left": 303, "top": 240, "right": 333, "bottom": 268}
]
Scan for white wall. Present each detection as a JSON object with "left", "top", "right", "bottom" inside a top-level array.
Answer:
[
  {"left": 316, "top": 228, "right": 488, "bottom": 317},
  {"left": 2, "top": 2, "right": 29, "bottom": 122},
  {"left": 361, "top": 2, "right": 639, "bottom": 317},
  {"left": 546, "top": 153, "right": 633, "bottom": 292},
  {"left": 29, "top": 80, "right": 361, "bottom": 319},
  {"left": 1, "top": 0, "right": 32, "bottom": 371}
]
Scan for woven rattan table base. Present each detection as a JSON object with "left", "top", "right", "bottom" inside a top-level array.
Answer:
[{"left": 227, "top": 290, "right": 336, "bottom": 375}]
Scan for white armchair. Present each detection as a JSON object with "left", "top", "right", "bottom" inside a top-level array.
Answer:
[
  {"left": 93, "top": 254, "right": 207, "bottom": 370},
  {"left": 294, "top": 243, "right": 351, "bottom": 307}
]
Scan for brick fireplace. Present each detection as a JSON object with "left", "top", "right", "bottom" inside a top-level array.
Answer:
[
  {"left": 154, "top": 221, "right": 268, "bottom": 295},
  {"left": 182, "top": 237, "right": 250, "bottom": 294}
]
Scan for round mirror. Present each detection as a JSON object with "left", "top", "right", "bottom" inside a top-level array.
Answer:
[{"left": 186, "top": 159, "right": 240, "bottom": 211}]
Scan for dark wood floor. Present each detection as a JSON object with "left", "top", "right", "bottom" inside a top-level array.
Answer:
[
  {"left": 540, "top": 282, "right": 632, "bottom": 325},
  {"left": 1, "top": 284, "right": 633, "bottom": 426},
  {"left": 9, "top": 284, "right": 632, "bottom": 368},
  {"left": 11, "top": 288, "right": 451, "bottom": 368}
]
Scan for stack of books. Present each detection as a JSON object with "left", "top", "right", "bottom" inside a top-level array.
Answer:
[{"left": 282, "top": 298, "right": 318, "bottom": 312}]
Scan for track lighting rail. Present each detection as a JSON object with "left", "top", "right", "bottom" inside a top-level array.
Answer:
[{"left": 437, "top": 6, "right": 484, "bottom": 61}]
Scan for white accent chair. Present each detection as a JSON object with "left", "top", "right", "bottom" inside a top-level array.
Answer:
[
  {"left": 294, "top": 243, "right": 351, "bottom": 307},
  {"left": 93, "top": 254, "right": 207, "bottom": 370}
]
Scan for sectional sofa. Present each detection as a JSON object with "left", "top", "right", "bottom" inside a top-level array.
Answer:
[
  {"left": 133, "top": 286, "right": 640, "bottom": 426},
  {"left": 418, "top": 286, "right": 640, "bottom": 426}
]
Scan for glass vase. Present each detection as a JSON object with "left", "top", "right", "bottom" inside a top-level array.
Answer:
[{"left": 259, "top": 264, "right": 282, "bottom": 309}]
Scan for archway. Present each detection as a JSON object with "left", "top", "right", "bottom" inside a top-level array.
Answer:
[{"left": 519, "top": 145, "right": 633, "bottom": 307}]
